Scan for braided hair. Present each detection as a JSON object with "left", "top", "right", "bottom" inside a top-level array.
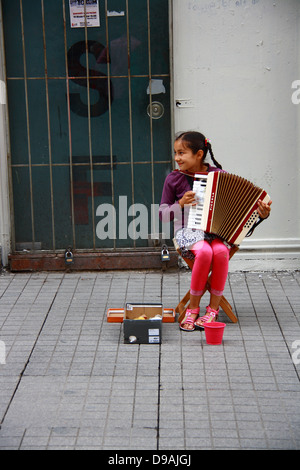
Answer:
[{"left": 175, "top": 131, "right": 223, "bottom": 170}]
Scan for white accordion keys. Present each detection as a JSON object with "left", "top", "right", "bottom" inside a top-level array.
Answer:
[{"left": 187, "top": 173, "right": 208, "bottom": 230}]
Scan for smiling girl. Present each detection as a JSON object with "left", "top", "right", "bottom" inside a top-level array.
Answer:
[{"left": 159, "top": 131, "right": 272, "bottom": 331}]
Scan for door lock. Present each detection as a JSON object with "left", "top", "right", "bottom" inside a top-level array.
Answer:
[
  {"left": 65, "top": 248, "right": 74, "bottom": 265},
  {"left": 161, "top": 244, "right": 170, "bottom": 262}
]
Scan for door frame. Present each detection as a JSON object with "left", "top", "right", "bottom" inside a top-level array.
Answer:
[{"left": 0, "top": 0, "right": 12, "bottom": 268}]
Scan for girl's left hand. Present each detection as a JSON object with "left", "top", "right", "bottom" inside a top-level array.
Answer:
[{"left": 257, "top": 199, "right": 272, "bottom": 219}]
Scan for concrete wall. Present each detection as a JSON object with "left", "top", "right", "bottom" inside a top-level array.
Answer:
[{"left": 173, "top": 0, "right": 300, "bottom": 270}]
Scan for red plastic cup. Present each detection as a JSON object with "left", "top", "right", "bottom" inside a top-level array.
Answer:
[{"left": 203, "top": 322, "right": 226, "bottom": 345}]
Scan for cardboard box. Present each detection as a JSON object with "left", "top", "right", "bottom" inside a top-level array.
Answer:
[
  {"left": 106, "top": 308, "right": 125, "bottom": 323},
  {"left": 106, "top": 306, "right": 175, "bottom": 323},
  {"left": 123, "top": 303, "right": 163, "bottom": 344},
  {"left": 162, "top": 308, "right": 176, "bottom": 323}
]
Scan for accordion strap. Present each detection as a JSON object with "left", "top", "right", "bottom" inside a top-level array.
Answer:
[{"left": 246, "top": 217, "right": 264, "bottom": 237}]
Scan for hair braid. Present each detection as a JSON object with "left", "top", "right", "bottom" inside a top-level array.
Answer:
[{"left": 206, "top": 141, "right": 222, "bottom": 170}]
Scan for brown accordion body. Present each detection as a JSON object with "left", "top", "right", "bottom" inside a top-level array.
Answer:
[{"left": 187, "top": 172, "right": 271, "bottom": 245}]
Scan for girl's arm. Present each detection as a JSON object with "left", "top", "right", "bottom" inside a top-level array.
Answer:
[
  {"left": 246, "top": 199, "right": 272, "bottom": 237},
  {"left": 159, "top": 175, "right": 183, "bottom": 223}
]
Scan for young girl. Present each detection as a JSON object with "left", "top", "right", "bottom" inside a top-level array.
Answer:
[{"left": 159, "top": 131, "right": 272, "bottom": 331}]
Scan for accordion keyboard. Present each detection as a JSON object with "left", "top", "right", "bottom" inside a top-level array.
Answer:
[{"left": 187, "top": 174, "right": 208, "bottom": 230}]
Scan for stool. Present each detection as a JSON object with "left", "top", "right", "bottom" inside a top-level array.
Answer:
[{"left": 174, "top": 240, "right": 239, "bottom": 324}]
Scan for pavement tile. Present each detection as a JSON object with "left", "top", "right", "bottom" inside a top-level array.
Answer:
[{"left": 0, "top": 269, "right": 299, "bottom": 450}]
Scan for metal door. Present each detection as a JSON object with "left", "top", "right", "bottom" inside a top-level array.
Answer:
[{"left": 2, "top": 0, "right": 172, "bottom": 260}]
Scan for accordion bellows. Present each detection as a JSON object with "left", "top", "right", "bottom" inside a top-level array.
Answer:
[{"left": 187, "top": 172, "right": 271, "bottom": 245}]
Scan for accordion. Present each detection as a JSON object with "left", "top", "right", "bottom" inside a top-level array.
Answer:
[{"left": 187, "top": 172, "right": 271, "bottom": 245}]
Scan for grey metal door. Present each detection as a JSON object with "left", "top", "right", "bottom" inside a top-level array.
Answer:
[{"left": 3, "top": 0, "right": 172, "bottom": 262}]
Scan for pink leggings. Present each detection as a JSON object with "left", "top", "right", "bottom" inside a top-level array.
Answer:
[{"left": 190, "top": 239, "right": 230, "bottom": 297}]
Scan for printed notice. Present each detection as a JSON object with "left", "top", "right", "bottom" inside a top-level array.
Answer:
[
  {"left": 148, "top": 329, "right": 160, "bottom": 336},
  {"left": 69, "top": 0, "right": 100, "bottom": 28},
  {"left": 149, "top": 336, "right": 160, "bottom": 344},
  {"left": 148, "top": 328, "right": 160, "bottom": 344}
]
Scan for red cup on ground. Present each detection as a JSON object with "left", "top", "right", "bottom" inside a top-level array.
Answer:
[{"left": 203, "top": 322, "right": 226, "bottom": 345}]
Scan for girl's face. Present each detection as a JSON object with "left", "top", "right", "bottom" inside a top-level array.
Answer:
[{"left": 174, "top": 139, "right": 204, "bottom": 173}]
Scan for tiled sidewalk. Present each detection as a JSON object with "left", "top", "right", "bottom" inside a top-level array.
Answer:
[{"left": 0, "top": 268, "right": 299, "bottom": 450}]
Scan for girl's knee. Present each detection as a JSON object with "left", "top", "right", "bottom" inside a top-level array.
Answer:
[
  {"left": 211, "top": 239, "right": 230, "bottom": 259},
  {"left": 193, "top": 242, "right": 213, "bottom": 266},
  {"left": 192, "top": 241, "right": 213, "bottom": 262}
]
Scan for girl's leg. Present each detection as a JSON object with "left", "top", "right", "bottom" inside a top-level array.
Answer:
[
  {"left": 190, "top": 240, "right": 213, "bottom": 300},
  {"left": 180, "top": 241, "right": 213, "bottom": 330},
  {"left": 195, "top": 239, "right": 230, "bottom": 327},
  {"left": 209, "top": 238, "right": 230, "bottom": 309}
]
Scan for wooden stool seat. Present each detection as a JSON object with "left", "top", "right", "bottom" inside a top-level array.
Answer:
[{"left": 174, "top": 241, "right": 238, "bottom": 324}]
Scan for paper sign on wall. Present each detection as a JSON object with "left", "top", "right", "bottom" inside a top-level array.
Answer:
[{"left": 69, "top": 0, "right": 100, "bottom": 28}]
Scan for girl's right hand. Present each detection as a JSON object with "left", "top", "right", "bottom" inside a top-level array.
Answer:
[{"left": 179, "top": 191, "right": 196, "bottom": 208}]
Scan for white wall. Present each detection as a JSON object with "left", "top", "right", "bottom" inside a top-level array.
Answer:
[{"left": 173, "top": 0, "right": 300, "bottom": 269}]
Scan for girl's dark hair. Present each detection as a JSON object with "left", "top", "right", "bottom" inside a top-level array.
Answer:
[{"left": 175, "top": 131, "right": 223, "bottom": 169}]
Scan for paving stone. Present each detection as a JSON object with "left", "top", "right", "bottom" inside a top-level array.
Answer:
[{"left": 0, "top": 269, "right": 299, "bottom": 449}]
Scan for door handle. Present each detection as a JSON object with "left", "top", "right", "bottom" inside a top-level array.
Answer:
[{"left": 176, "top": 99, "right": 194, "bottom": 108}]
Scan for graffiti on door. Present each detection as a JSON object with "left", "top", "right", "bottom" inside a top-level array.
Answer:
[{"left": 67, "top": 40, "right": 113, "bottom": 117}]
